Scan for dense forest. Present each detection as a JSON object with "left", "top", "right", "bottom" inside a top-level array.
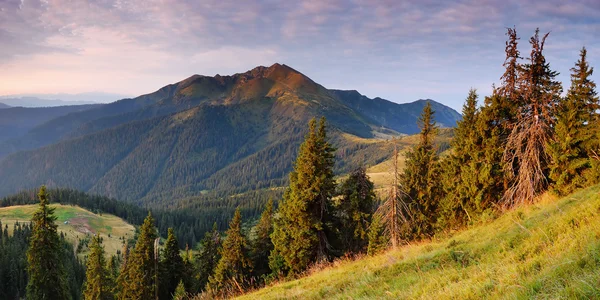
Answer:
[{"left": 0, "top": 27, "right": 598, "bottom": 299}]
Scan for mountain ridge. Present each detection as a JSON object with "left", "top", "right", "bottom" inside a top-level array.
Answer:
[{"left": 0, "top": 63, "right": 461, "bottom": 205}]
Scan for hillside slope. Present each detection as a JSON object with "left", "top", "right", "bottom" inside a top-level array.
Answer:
[
  {"left": 240, "top": 185, "right": 600, "bottom": 299},
  {"left": 0, "top": 204, "right": 134, "bottom": 256},
  {"left": 0, "top": 103, "right": 9, "bottom": 109}
]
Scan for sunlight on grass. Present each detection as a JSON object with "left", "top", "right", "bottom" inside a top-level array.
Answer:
[
  {"left": 238, "top": 185, "right": 600, "bottom": 299},
  {"left": 0, "top": 204, "right": 134, "bottom": 257}
]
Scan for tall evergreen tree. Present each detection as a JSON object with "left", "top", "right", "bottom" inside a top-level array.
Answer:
[
  {"left": 271, "top": 117, "right": 337, "bottom": 274},
  {"left": 119, "top": 212, "right": 158, "bottom": 300},
  {"left": 439, "top": 90, "right": 485, "bottom": 228},
  {"left": 250, "top": 199, "right": 274, "bottom": 280},
  {"left": 195, "top": 223, "right": 221, "bottom": 292},
  {"left": 207, "top": 208, "right": 251, "bottom": 295},
  {"left": 26, "top": 186, "right": 71, "bottom": 300},
  {"left": 401, "top": 102, "right": 442, "bottom": 238},
  {"left": 159, "top": 228, "right": 184, "bottom": 300},
  {"left": 503, "top": 29, "right": 562, "bottom": 207},
  {"left": 337, "top": 167, "right": 375, "bottom": 253},
  {"left": 83, "top": 235, "right": 114, "bottom": 300},
  {"left": 549, "top": 47, "right": 600, "bottom": 195}
]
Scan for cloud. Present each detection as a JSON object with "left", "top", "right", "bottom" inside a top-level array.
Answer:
[{"left": 0, "top": 0, "right": 598, "bottom": 111}]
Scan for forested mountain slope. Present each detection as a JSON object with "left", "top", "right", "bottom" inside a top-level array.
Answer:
[
  {"left": 0, "top": 104, "right": 97, "bottom": 144},
  {"left": 0, "top": 64, "right": 460, "bottom": 205}
]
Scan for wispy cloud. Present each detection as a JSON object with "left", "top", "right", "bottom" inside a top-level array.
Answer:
[{"left": 0, "top": 0, "right": 598, "bottom": 110}]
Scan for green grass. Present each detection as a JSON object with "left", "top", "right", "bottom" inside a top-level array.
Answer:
[
  {"left": 0, "top": 204, "right": 135, "bottom": 257},
  {"left": 239, "top": 185, "right": 600, "bottom": 299}
]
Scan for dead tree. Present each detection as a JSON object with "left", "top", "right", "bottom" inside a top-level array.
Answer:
[
  {"left": 502, "top": 29, "right": 560, "bottom": 208},
  {"left": 374, "top": 144, "right": 413, "bottom": 249}
]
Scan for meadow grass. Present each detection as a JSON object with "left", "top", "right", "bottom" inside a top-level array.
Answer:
[
  {"left": 0, "top": 204, "right": 134, "bottom": 256},
  {"left": 239, "top": 185, "right": 600, "bottom": 299}
]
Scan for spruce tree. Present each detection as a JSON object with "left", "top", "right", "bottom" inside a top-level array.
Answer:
[
  {"left": 207, "top": 208, "right": 251, "bottom": 295},
  {"left": 271, "top": 117, "right": 337, "bottom": 274},
  {"left": 195, "top": 223, "right": 221, "bottom": 292},
  {"left": 119, "top": 212, "right": 158, "bottom": 300},
  {"left": 439, "top": 90, "right": 484, "bottom": 228},
  {"left": 26, "top": 185, "right": 71, "bottom": 300},
  {"left": 83, "top": 235, "right": 114, "bottom": 300},
  {"left": 250, "top": 199, "right": 274, "bottom": 280},
  {"left": 401, "top": 102, "right": 441, "bottom": 238},
  {"left": 367, "top": 214, "right": 388, "bottom": 256},
  {"left": 172, "top": 280, "right": 186, "bottom": 300},
  {"left": 549, "top": 47, "right": 599, "bottom": 195},
  {"left": 159, "top": 228, "right": 184, "bottom": 299},
  {"left": 337, "top": 167, "right": 375, "bottom": 254},
  {"left": 503, "top": 29, "right": 562, "bottom": 206}
]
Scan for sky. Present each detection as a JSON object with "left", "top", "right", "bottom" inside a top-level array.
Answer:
[{"left": 0, "top": 0, "right": 599, "bottom": 111}]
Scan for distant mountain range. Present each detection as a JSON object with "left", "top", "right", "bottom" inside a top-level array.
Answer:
[
  {"left": 0, "top": 63, "right": 461, "bottom": 206},
  {"left": 0, "top": 92, "right": 130, "bottom": 107}
]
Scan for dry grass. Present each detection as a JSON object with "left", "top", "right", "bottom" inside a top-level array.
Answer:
[{"left": 238, "top": 184, "right": 600, "bottom": 299}]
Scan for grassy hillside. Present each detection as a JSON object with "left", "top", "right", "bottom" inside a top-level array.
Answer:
[
  {"left": 0, "top": 204, "right": 134, "bottom": 256},
  {"left": 239, "top": 185, "right": 600, "bottom": 299}
]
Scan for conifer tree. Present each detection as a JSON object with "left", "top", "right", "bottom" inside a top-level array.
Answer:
[
  {"left": 159, "top": 228, "right": 184, "bottom": 299},
  {"left": 172, "top": 280, "right": 186, "bottom": 300},
  {"left": 83, "top": 235, "right": 114, "bottom": 300},
  {"left": 401, "top": 102, "right": 442, "bottom": 238},
  {"left": 195, "top": 223, "right": 221, "bottom": 292},
  {"left": 250, "top": 199, "right": 274, "bottom": 280},
  {"left": 439, "top": 90, "right": 484, "bottom": 228},
  {"left": 119, "top": 212, "right": 158, "bottom": 300},
  {"left": 503, "top": 29, "right": 562, "bottom": 207},
  {"left": 549, "top": 47, "right": 599, "bottom": 195},
  {"left": 367, "top": 214, "right": 388, "bottom": 256},
  {"left": 207, "top": 208, "right": 251, "bottom": 295},
  {"left": 181, "top": 245, "right": 195, "bottom": 294},
  {"left": 337, "top": 166, "right": 375, "bottom": 253},
  {"left": 26, "top": 185, "right": 71, "bottom": 300},
  {"left": 115, "top": 242, "right": 130, "bottom": 298},
  {"left": 271, "top": 117, "right": 337, "bottom": 274}
]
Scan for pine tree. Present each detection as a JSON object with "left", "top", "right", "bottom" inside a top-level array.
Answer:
[
  {"left": 250, "top": 199, "right": 274, "bottom": 280},
  {"left": 439, "top": 90, "right": 485, "bottom": 228},
  {"left": 271, "top": 117, "right": 337, "bottom": 274},
  {"left": 549, "top": 47, "right": 600, "bottom": 195},
  {"left": 503, "top": 29, "right": 562, "bottom": 207},
  {"left": 115, "top": 242, "right": 130, "bottom": 298},
  {"left": 119, "top": 212, "right": 158, "bottom": 300},
  {"left": 181, "top": 245, "right": 195, "bottom": 294},
  {"left": 195, "top": 223, "right": 221, "bottom": 292},
  {"left": 401, "top": 102, "right": 442, "bottom": 238},
  {"left": 207, "top": 208, "right": 251, "bottom": 295},
  {"left": 83, "top": 235, "right": 114, "bottom": 300},
  {"left": 172, "top": 280, "right": 187, "bottom": 300},
  {"left": 159, "top": 228, "right": 184, "bottom": 299},
  {"left": 337, "top": 167, "right": 375, "bottom": 253},
  {"left": 367, "top": 214, "right": 388, "bottom": 256},
  {"left": 26, "top": 185, "right": 71, "bottom": 300}
]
